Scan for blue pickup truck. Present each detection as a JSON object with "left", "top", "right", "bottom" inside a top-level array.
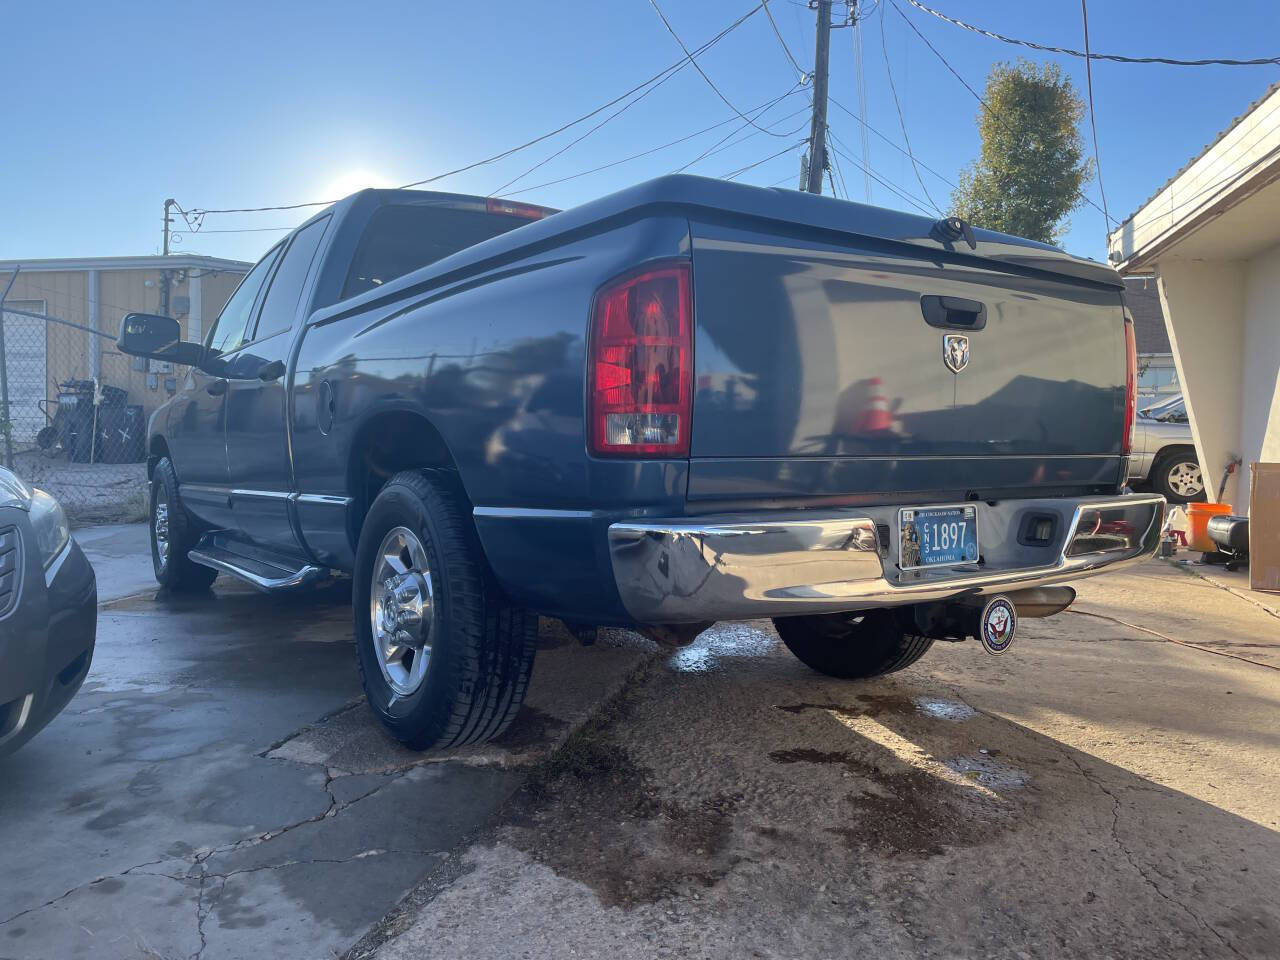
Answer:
[{"left": 118, "top": 175, "right": 1164, "bottom": 749}]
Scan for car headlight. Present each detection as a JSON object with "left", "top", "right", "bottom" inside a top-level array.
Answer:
[{"left": 29, "top": 489, "right": 70, "bottom": 569}]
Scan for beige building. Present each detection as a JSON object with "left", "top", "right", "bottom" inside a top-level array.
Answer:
[
  {"left": 1108, "top": 81, "right": 1280, "bottom": 512},
  {"left": 0, "top": 255, "right": 249, "bottom": 444}
]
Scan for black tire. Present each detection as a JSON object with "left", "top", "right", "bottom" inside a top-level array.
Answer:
[
  {"left": 773, "top": 609, "right": 934, "bottom": 679},
  {"left": 149, "top": 457, "right": 218, "bottom": 591},
  {"left": 1150, "top": 447, "right": 1205, "bottom": 504},
  {"left": 353, "top": 469, "right": 537, "bottom": 750}
]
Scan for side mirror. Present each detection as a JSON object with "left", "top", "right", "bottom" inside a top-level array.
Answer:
[{"left": 117, "top": 313, "right": 204, "bottom": 366}]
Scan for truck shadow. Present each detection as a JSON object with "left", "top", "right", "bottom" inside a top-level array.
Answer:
[{"left": 495, "top": 629, "right": 1280, "bottom": 957}]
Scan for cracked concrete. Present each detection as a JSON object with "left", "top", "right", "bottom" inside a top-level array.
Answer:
[
  {"left": 0, "top": 525, "right": 653, "bottom": 960},
  {"left": 365, "top": 560, "right": 1280, "bottom": 960}
]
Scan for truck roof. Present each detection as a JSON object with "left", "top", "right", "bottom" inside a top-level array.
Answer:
[{"left": 313, "top": 174, "right": 1121, "bottom": 323}]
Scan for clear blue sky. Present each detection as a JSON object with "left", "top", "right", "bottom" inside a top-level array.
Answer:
[{"left": 3, "top": 1, "right": 1276, "bottom": 265}]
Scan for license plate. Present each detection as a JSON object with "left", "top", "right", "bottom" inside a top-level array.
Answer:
[{"left": 899, "top": 505, "right": 979, "bottom": 570}]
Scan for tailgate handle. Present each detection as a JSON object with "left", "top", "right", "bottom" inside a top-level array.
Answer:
[{"left": 921, "top": 295, "right": 987, "bottom": 331}]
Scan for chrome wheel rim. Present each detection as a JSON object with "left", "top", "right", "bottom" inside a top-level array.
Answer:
[
  {"left": 153, "top": 488, "right": 170, "bottom": 568},
  {"left": 370, "top": 526, "right": 435, "bottom": 697},
  {"left": 1167, "top": 461, "right": 1203, "bottom": 498}
]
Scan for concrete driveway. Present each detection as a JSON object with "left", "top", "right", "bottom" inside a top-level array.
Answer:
[
  {"left": 0, "top": 525, "right": 649, "bottom": 960},
  {"left": 363, "top": 562, "right": 1280, "bottom": 960},
  {"left": 3, "top": 527, "right": 1278, "bottom": 960}
]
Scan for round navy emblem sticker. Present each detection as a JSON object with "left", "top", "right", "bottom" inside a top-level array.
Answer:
[{"left": 979, "top": 596, "right": 1017, "bottom": 655}]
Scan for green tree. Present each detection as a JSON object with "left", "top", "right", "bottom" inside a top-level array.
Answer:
[{"left": 951, "top": 59, "right": 1092, "bottom": 244}]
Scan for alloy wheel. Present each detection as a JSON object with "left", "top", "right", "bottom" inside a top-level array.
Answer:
[
  {"left": 369, "top": 526, "right": 436, "bottom": 696},
  {"left": 1167, "top": 461, "right": 1204, "bottom": 499},
  {"left": 153, "top": 489, "right": 170, "bottom": 568}
]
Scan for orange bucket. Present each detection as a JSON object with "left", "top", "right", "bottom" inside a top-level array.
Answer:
[{"left": 1186, "top": 502, "right": 1233, "bottom": 553}]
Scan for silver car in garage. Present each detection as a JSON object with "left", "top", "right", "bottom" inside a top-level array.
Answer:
[{"left": 1128, "top": 395, "right": 1204, "bottom": 503}]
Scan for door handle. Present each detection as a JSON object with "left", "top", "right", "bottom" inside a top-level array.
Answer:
[
  {"left": 257, "top": 359, "right": 286, "bottom": 382},
  {"left": 206, "top": 379, "right": 228, "bottom": 396},
  {"left": 921, "top": 295, "right": 987, "bottom": 331}
]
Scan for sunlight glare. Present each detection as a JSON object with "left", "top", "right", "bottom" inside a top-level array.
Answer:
[{"left": 322, "top": 169, "right": 392, "bottom": 201}]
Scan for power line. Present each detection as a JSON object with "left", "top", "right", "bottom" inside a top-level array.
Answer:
[
  {"left": 492, "top": 46, "right": 691, "bottom": 195},
  {"left": 886, "top": 0, "right": 1112, "bottom": 222},
  {"left": 503, "top": 89, "right": 806, "bottom": 197},
  {"left": 850, "top": 9, "right": 873, "bottom": 201},
  {"left": 187, "top": 198, "right": 335, "bottom": 218},
  {"left": 683, "top": 113, "right": 810, "bottom": 173},
  {"left": 648, "top": 0, "right": 791, "bottom": 138},
  {"left": 174, "top": 225, "right": 295, "bottom": 235},
  {"left": 827, "top": 125, "right": 938, "bottom": 212},
  {"left": 494, "top": 6, "right": 792, "bottom": 195},
  {"left": 721, "top": 139, "right": 810, "bottom": 180},
  {"left": 674, "top": 96, "right": 810, "bottom": 173},
  {"left": 902, "top": 0, "right": 1280, "bottom": 67},
  {"left": 828, "top": 95, "right": 956, "bottom": 187},
  {"left": 878, "top": 5, "right": 944, "bottom": 214},
  {"left": 826, "top": 164, "right": 841, "bottom": 198},
  {"left": 761, "top": 0, "right": 810, "bottom": 82},
  {"left": 827, "top": 135, "right": 935, "bottom": 215},
  {"left": 826, "top": 126, "right": 852, "bottom": 199},
  {"left": 189, "top": 3, "right": 767, "bottom": 218},
  {"left": 1079, "top": 0, "right": 1112, "bottom": 235}
]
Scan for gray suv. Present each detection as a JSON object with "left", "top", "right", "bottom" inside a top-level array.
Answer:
[{"left": 1128, "top": 396, "right": 1203, "bottom": 503}]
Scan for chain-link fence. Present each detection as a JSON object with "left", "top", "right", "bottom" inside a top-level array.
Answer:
[{"left": 1, "top": 305, "right": 149, "bottom": 523}]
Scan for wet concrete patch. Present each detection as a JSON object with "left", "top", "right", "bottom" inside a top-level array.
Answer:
[
  {"left": 667, "top": 620, "right": 777, "bottom": 673},
  {"left": 505, "top": 735, "right": 743, "bottom": 908},
  {"left": 911, "top": 696, "right": 977, "bottom": 721},
  {"left": 774, "top": 692, "right": 975, "bottom": 723},
  {"left": 265, "top": 628, "right": 654, "bottom": 774}
]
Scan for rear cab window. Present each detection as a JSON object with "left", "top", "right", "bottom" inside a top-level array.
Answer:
[{"left": 340, "top": 203, "right": 543, "bottom": 300}]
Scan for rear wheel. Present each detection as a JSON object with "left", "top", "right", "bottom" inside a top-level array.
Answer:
[
  {"left": 773, "top": 609, "right": 933, "bottom": 679},
  {"left": 353, "top": 469, "right": 537, "bottom": 750},
  {"left": 1151, "top": 448, "right": 1204, "bottom": 503},
  {"left": 149, "top": 457, "right": 218, "bottom": 591}
]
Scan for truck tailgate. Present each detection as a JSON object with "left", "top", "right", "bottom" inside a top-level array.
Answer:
[{"left": 688, "top": 218, "right": 1127, "bottom": 503}]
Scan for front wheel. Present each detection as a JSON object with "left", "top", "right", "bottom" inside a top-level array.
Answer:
[
  {"left": 1151, "top": 448, "right": 1205, "bottom": 504},
  {"left": 773, "top": 609, "right": 934, "bottom": 679},
  {"left": 353, "top": 469, "right": 537, "bottom": 750},
  {"left": 150, "top": 457, "right": 217, "bottom": 591}
]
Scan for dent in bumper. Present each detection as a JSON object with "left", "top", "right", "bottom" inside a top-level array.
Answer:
[{"left": 608, "top": 494, "right": 1165, "bottom": 623}]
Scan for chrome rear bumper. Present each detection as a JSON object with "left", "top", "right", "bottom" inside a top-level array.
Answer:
[{"left": 607, "top": 493, "right": 1165, "bottom": 623}]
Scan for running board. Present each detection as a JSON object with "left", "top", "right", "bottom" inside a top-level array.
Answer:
[{"left": 188, "top": 534, "right": 327, "bottom": 592}]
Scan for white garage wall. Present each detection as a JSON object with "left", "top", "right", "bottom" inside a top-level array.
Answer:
[
  {"left": 1243, "top": 244, "right": 1280, "bottom": 465},
  {"left": 1158, "top": 261, "right": 1247, "bottom": 507}
]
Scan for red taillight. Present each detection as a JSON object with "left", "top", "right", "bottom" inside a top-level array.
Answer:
[
  {"left": 486, "top": 197, "right": 549, "bottom": 221},
  {"left": 1122, "top": 317, "right": 1137, "bottom": 456},
  {"left": 588, "top": 261, "right": 692, "bottom": 458}
]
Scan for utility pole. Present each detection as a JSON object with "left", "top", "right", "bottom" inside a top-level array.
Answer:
[
  {"left": 805, "top": 0, "right": 833, "bottom": 194},
  {"left": 160, "top": 199, "right": 177, "bottom": 320},
  {"left": 162, "top": 198, "right": 176, "bottom": 256}
]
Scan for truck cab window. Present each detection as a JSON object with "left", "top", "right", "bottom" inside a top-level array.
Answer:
[
  {"left": 341, "top": 204, "right": 533, "bottom": 300},
  {"left": 252, "top": 215, "right": 330, "bottom": 341},
  {"left": 206, "top": 244, "right": 283, "bottom": 354}
]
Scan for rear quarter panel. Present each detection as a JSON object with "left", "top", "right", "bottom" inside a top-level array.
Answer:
[{"left": 290, "top": 214, "right": 691, "bottom": 618}]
